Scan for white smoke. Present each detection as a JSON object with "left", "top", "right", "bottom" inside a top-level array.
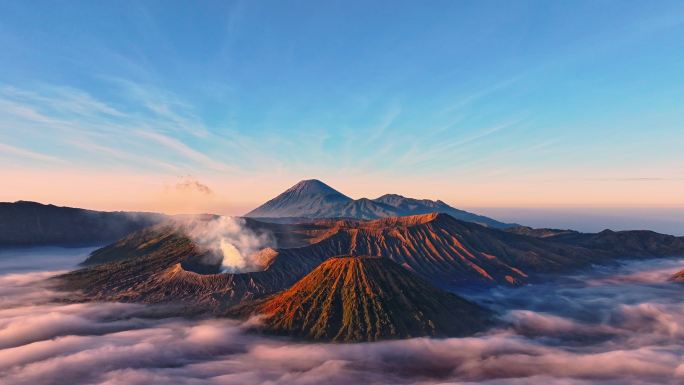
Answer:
[{"left": 181, "top": 216, "right": 275, "bottom": 273}]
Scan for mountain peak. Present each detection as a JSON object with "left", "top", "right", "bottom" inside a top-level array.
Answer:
[
  {"left": 284, "top": 179, "right": 348, "bottom": 197},
  {"left": 245, "top": 179, "right": 352, "bottom": 218},
  {"left": 245, "top": 180, "right": 513, "bottom": 228},
  {"left": 234, "top": 256, "right": 492, "bottom": 342},
  {"left": 375, "top": 193, "right": 406, "bottom": 200}
]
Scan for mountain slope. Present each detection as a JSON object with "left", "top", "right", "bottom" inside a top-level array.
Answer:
[
  {"left": 56, "top": 213, "right": 684, "bottom": 314},
  {"left": 245, "top": 179, "right": 353, "bottom": 218},
  {"left": 56, "top": 224, "right": 301, "bottom": 312},
  {"left": 245, "top": 179, "right": 513, "bottom": 228},
  {"left": 0, "top": 201, "right": 165, "bottom": 247},
  {"left": 272, "top": 213, "right": 605, "bottom": 286},
  {"left": 373, "top": 194, "right": 511, "bottom": 228},
  {"left": 670, "top": 269, "right": 684, "bottom": 283},
  {"left": 232, "top": 257, "right": 493, "bottom": 342},
  {"left": 505, "top": 226, "right": 579, "bottom": 238}
]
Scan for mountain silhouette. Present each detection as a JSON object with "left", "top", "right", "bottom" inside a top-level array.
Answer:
[
  {"left": 246, "top": 179, "right": 513, "bottom": 228},
  {"left": 0, "top": 201, "right": 165, "bottom": 247}
]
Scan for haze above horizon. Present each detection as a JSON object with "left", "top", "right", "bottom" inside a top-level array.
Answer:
[{"left": 1, "top": 1, "right": 683, "bottom": 226}]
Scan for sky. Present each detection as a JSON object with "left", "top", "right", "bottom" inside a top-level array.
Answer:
[{"left": 0, "top": 1, "right": 683, "bottom": 227}]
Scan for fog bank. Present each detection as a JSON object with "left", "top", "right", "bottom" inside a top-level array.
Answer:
[{"left": 1, "top": 249, "right": 684, "bottom": 384}]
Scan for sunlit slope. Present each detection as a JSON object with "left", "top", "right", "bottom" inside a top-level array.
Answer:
[
  {"left": 234, "top": 257, "right": 493, "bottom": 342},
  {"left": 274, "top": 213, "right": 604, "bottom": 286},
  {"left": 56, "top": 213, "right": 684, "bottom": 314}
]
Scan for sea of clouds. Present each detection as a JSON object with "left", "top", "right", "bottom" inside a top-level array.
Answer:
[{"left": 1, "top": 247, "right": 684, "bottom": 385}]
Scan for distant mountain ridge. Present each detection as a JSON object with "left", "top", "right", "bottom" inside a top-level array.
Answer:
[
  {"left": 246, "top": 179, "right": 514, "bottom": 228},
  {"left": 0, "top": 201, "right": 166, "bottom": 247}
]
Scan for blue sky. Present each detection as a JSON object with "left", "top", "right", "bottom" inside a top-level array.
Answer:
[{"left": 0, "top": 0, "right": 683, "bottom": 217}]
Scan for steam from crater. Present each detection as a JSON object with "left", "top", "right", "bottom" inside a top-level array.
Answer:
[{"left": 182, "top": 216, "right": 275, "bottom": 273}]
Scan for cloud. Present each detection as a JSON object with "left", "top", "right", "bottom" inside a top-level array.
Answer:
[
  {"left": 2, "top": 254, "right": 684, "bottom": 384},
  {"left": 174, "top": 175, "right": 214, "bottom": 195},
  {"left": 136, "top": 130, "right": 233, "bottom": 172},
  {"left": 0, "top": 142, "right": 67, "bottom": 164},
  {"left": 66, "top": 138, "right": 182, "bottom": 173},
  {"left": 0, "top": 82, "right": 241, "bottom": 176}
]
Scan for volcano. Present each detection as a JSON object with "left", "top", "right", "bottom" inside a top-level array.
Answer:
[
  {"left": 245, "top": 179, "right": 513, "bottom": 228},
  {"left": 232, "top": 257, "right": 493, "bottom": 342},
  {"left": 56, "top": 212, "right": 684, "bottom": 316}
]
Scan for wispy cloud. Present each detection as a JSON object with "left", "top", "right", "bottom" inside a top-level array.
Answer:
[
  {"left": 0, "top": 82, "right": 240, "bottom": 175},
  {"left": 106, "top": 78, "right": 210, "bottom": 138},
  {"left": 135, "top": 130, "right": 233, "bottom": 172},
  {"left": 2, "top": 86, "right": 126, "bottom": 118},
  {"left": 0, "top": 142, "right": 66, "bottom": 164},
  {"left": 394, "top": 119, "right": 525, "bottom": 172},
  {"left": 443, "top": 73, "right": 527, "bottom": 114},
  {"left": 65, "top": 137, "right": 182, "bottom": 173}
]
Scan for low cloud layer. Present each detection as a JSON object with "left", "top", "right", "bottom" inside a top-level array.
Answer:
[{"left": 1, "top": 251, "right": 684, "bottom": 384}]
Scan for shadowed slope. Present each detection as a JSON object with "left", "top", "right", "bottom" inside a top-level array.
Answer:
[
  {"left": 505, "top": 226, "right": 579, "bottom": 238},
  {"left": 234, "top": 257, "right": 493, "bottom": 342},
  {"left": 55, "top": 213, "right": 684, "bottom": 314},
  {"left": 245, "top": 179, "right": 354, "bottom": 218},
  {"left": 0, "top": 201, "right": 165, "bottom": 247},
  {"left": 57, "top": 246, "right": 304, "bottom": 313},
  {"left": 373, "top": 194, "right": 513, "bottom": 228},
  {"left": 245, "top": 179, "right": 513, "bottom": 228},
  {"left": 274, "top": 213, "right": 605, "bottom": 286},
  {"left": 670, "top": 269, "right": 684, "bottom": 283},
  {"left": 546, "top": 229, "right": 684, "bottom": 256}
]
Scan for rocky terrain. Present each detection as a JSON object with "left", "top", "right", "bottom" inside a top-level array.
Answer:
[
  {"left": 51, "top": 207, "right": 684, "bottom": 346},
  {"left": 57, "top": 224, "right": 304, "bottom": 313},
  {"left": 506, "top": 225, "right": 579, "bottom": 238},
  {"left": 670, "top": 269, "right": 684, "bottom": 282},
  {"left": 231, "top": 257, "right": 493, "bottom": 342},
  {"left": 56, "top": 212, "right": 684, "bottom": 315}
]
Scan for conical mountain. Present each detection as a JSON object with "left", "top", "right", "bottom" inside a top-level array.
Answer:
[
  {"left": 233, "top": 257, "right": 493, "bottom": 342},
  {"left": 280, "top": 179, "right": 348, "bottom": 197},
  {"left": 245, "top": 179, "right": 513, "bottom": 228},
  {"left": 245, "top": 179, "right": 354, "bottom": 218}
]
